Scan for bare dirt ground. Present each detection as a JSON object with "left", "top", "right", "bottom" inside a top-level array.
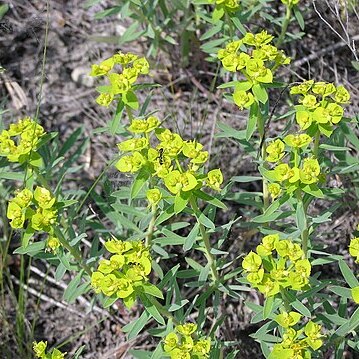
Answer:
[{"left": 1, "top": 0, "right": 359, "bottom": 358}]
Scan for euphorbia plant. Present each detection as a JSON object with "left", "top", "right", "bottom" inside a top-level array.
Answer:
[{"left": 217, "top": 26, "right": 359, "bottom": 357}]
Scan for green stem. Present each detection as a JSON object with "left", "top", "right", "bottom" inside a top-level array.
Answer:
[
  {"left": 261, "top": 142, "right": 270, "bottom": 211},
  {"left": 53, "top": 226, "right": 92, "bottom": 276},
  {"left": 75, "top": 158, "right": 117, "bottom": 216},
  {"left": 145, "top": 207, "right": 157, "bottom": 248},
  {"left": 280, "top": 289, "right": 291, "bottom": 312},
  {"left": 296, "top": 190, "right": 309, "bottom": 258},
  {"left": 147, "top": 295, "right": 179, "bottom": 325},
  {"left": 189, "top": 197, "right": 219, "bottom": 284},
  {"left": 257, "top": 108, "right": 269, "bottom": 211},
  {"left": 276, "top": 5, "right": 292, "bottom": 48},
  {"left": 313, "top": 131, "right": 320, "bottom": 158},
  {"left": 175, "top": 158, "right": 183, "bottom": 173}
]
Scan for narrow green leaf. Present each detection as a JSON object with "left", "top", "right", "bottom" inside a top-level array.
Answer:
[
  {"left": 252, "top": 84, "right": 268, "bottom": 104},
  {"left": 339, "top": 260, "right": 359, "bottom": 288},
  {"left": 246, "top": 102, "right": 258, "bottom": 140},
  {"left": 131, "top": 168, "right": 149, "bottom": 199},
  {"left": 13, "top": 241, "right": 45, "bottom": 255},
  {"left": 183, "top": 223, "right": 199, "bottom": 251},
  {"left": 174, "top": 191, "right": 190, "bottom": 214},
  {"left": 295, "top": 201, "right": 306, "bottom": 231},
  {"left": 127, "top": 311, "right": 151, "bottom": 339},
  {"left": 63, "top": 270, "right": 84, "bottom": 303},
  {"left": 123, "top": 91, "right": 139, "bottom": 110},
  {"left": 140, "top": 283, "right": 164, "bottom": 299},
  {"left": 263, "top": 296, "right": 274, "bottom": 320},
  {"left": 109, "top": 100, "right": 125, "bottom": 135}
]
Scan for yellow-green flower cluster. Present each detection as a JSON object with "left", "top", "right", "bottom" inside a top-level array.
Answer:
[
  {"left": 90, "top": 52, "right": 149, "bottom": 107},
  {"left": 91, "top": 239, "right": 152, "bottom": 308},
  {"left": 7, "top": 187, "right": 57, "bottom": 233},
  {"left": 281, "top": 0, "right": 300, "bottom": 6},
  {"left": 0, "top": 117, "right": 44, "bottom": 163},
  {"left": 264, "top": 134, "right": 323, "bottom": 196},
  {"left": 163, "top": 323, "right": 211, "bottom": 359},
  {"left": 33, "top": 341, "right": 66, "bottom": 359},
  {"left": 291, "top": 80, "right": 350, "bottom": 137},
  {"left": 218, "top": 31, "right": 290, "bottom": 107},
  {"left": 242, "top": 234, "right": 311, "bottom": 297},
  {"left": 349, "top": 237, "right": 359, "bottom": 263},
  {"left": 46, "top": 236, "right": 61, "bottom": 253},
  {"left": 270, "top": 315, "right": 323, "bottom": 359},
  {"left": 116, "top": 116, "right": 223, "bottom": 196},
  {"left": 349, "top": 237, "right": 359, "bottom": 303},
  {"left": 209, "top": 0, "right": 239, "bottom": 11}
]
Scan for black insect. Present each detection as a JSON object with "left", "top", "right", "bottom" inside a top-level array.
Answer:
[
  {"left": 0, "top": 20, "right": 13, "bottom": 34},
  {"left": 157, "top": 148, "right": 164, "bottom": 165}
]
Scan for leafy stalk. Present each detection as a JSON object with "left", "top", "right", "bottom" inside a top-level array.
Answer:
[{"left": 189, "top": 197, "right": 220, "bottom": 284}]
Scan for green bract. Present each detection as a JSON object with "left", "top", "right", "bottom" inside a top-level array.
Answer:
[
  {"left": 91, "top": 239, "right": 153, "bottom": 308},
  {"left": 218, "top": 30, "right": 290, "bottom": 105},
  {"left": 291, "top": 80, "right": 350, "bottom": 137},
  {"left": 0, "top": 117, "right": 45, "bottom": 164},
  {"left": 33, "top": 341, "right": 66, "bottom": 359},
  {"left": 163, "top": 323, "right": 211, "bottom": 358},
  {"left": 242, "top": 235, "right": 310, "bottom": 296},
  {"left": 90, "top": 51, "right": 149, "bottom": 107},
  {"left": 7, "top": 186, "right": 57, "bottom": 235}
]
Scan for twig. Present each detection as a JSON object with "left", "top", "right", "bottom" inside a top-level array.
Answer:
[
  {"left": 10, "top": 275, "right": 85, "bottom": 317},
  {"left": 290, "top": 33, "right": 359, "bottom": 68},
  {"left": 313, "top": 1, "right": 358, "bottom": 61}
]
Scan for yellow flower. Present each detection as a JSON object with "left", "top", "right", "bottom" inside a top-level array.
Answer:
[
  {"left": 104, "top": 239, "right": 132, "bottom": 254},
  {"left": 233, "top": 90, "right": 255, "bottom": 109},
  {"left": 275, "top": 239, "right": 291, "bottom": 257},
  {"left": 115, "top": 152, "right": 146, "bottom": 173},
  {"left": 256, "top": 234, "right": 280, "bottom": 256},
  {"left": 46, "top": 236, "right": 61, "bottom": 253},
  {"left": 7, "top": 201, "right": 25, "bottom": 229},
  {"left": 34, "top": 187, "right": 56, "bottom": 209},
  {"left": 268, "top": 183, "right": 281, "bottom": 199},
  {"left": 275, "top": 311, "right": 302, "bottom": 328},
  {"left": 117, "top": 137, "right": 148, "bottom": 152},
  {"left": 176, "top": 323, "right": 197, "bottom": 336},
  {"left": 242, "top": 251, "right": 262, "bottom": 272},
  {"left": 299, "top": 158, "right": 320, "bottom": 184},
  {"left": 96, "top": 93, "right": 114, "bottom": 107},
  {"left": 133, "top": 57, "right": 150, "bottom": 74},
  {"left": 108, "top": 73, "right": 130, "bottom": 94},
  {"left": 266, "top": 139, "right": 285, "bottom": 162},
  {"left": 146, "top": 188, "right": 162, "bottom": 206},
  {"left": 163, "top": 332, "right": 179, "bottom": 353},
  {"left": 206, "top": 169, "right": 223, "bottom": 191},
  {"left": 283, "top": 134, "right": 311, "bottom": 148},
  {"left": 164, "top": 170, "right": 198, "bottom": 194},
  {"left": 90, "top": 57, "right": 115, "bottom": 76},
  {"left": 304, "top": 321, "right": 323, "bottom": 350},
  {"left": 335, "top": 85, "right": 350, "bottom": 104},
  {"left": 257, "top": 275, "right": 280, "bottom": 297},
  {"left": 245, "top": 58, "right": 273, "bottom": 83},
  {"left": 296, "top": 110, "right": 312, "bottom": 130},
  {"left": 247, "top": 268, "right": 264, "bottom": 284},
  {"left": 13, "top": 188, "right": 33, "bottom": 208},
  {"left": 128, "top": 116, "right": 160, "bottom": 133},
  {"left": 349, "top": 237, "right": 359, "bottom": 261},
  {"left": 91, "top": 271, "right": 104, "bottom": 293},
  {"left": 302, "top": 94, "right": 318, "bottom": 109},
  {"left": 193, "top": 338, "right": 211, "bottom": 356},
  {"left": 33, "top": 341, "right": 47, "bottom": 358},
  {"left": 290, "top": 80, "right": 314, "bottom": 95},
  {"left": 113, "top": 52, "right": 138, "bottom": 65}
]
